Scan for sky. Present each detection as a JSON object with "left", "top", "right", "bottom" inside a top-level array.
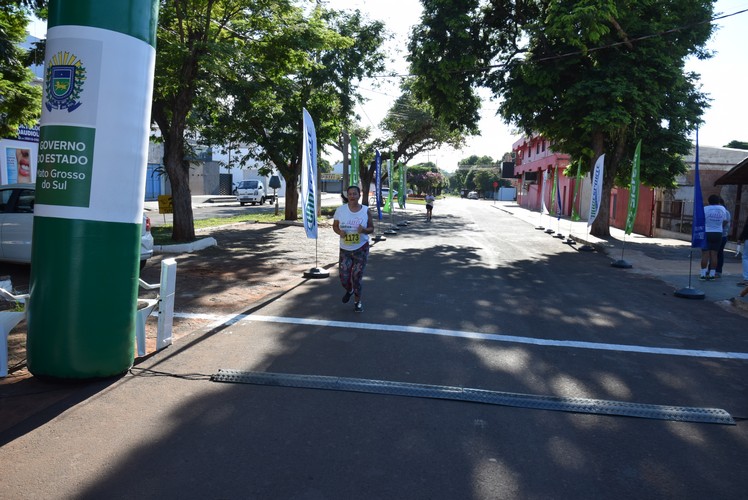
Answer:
[
  {"left": 324, "top": 0, "right": 748, "bottom": 172},
  {"left": 28, "top": 1, "right": 748, "bottom": 172}
]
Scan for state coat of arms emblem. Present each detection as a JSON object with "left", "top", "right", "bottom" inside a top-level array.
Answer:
[{"left": 45, "top": 52, "right": 86, "bottom": 112}]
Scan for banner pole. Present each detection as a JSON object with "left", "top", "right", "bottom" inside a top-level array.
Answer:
[
  {"left": 611, "top": 234, "right": 632, "bottom": 268},
  {"left": 301, "top": 109, "right": 327, "bottom": 279},
  {"left": 579, "top": 225, "right": 595, "bottom": 252}
]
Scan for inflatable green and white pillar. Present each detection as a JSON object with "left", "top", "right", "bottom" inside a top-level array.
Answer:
[{"left": 27, "top": 0, "right": 159, "bottom": 378}]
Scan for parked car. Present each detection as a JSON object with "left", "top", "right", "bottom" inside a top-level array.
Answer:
[
  {"left": 0, "top": 183, "right": 153, "bottom": 268},
  {"left": 467, "top": 191, "right": 479, "bottom": 200}
]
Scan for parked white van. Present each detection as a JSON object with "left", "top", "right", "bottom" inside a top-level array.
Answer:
[{"left": 236, "top": 178, "right": 276, "bottom": 206}]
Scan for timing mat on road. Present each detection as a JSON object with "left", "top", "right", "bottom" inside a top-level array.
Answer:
[
  {"left": 211, "top": 370, "right": 735, "bottom": 425},
  {"left": 174, "top": 312, "right": 748, "bottom": 361}
]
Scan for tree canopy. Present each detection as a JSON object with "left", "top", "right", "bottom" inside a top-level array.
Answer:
[
  {"left": 202, "top": 5, "right": 387, "bottom": 221},
  {"left": 458, "top": 154, "right": 496, "bottom": 169},
  {"left": 0, "top": 2, "right": 41, "bottom": 138},
  {"left": 724, "top": 140, "right": 748, "bottom": 150},
  {"left": 353, "top": 79, "right": 467, "bottom": 203},
  {"left": 409, "top": 0, "right": 715, "bottom": 237},
  {"left": 406, "top": 163, "right": 446, "bottom": 194},
  {"left": 151, "top": 1, "right": 386, "bottom": 237}
]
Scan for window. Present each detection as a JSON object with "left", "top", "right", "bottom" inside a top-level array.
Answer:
[
  {"left": 0, "top": 189, "right": 13, "bottom": 212},
  {"left": 14, "top": 189, "right": 35, "bottom": 213}
]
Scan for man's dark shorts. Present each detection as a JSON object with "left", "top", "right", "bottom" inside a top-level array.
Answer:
[{"left": 705, "top": 232, "right": 722, "bottom": 251}]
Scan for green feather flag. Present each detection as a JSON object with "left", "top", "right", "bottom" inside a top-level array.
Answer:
[
  {"left": 625, "top": 140, "right": 642, "bottom": 235},
  {"left": 350, "top": 135, "right": 359, "bottom": 186}
]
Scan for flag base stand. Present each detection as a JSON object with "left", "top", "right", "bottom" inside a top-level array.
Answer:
[
  {"left": 535, "top": 226, "right": 545, "bottom": 230},
  {"left": 397, "top": 222, "right": 407, "bottom": 227},
  {"left": 303, "top": 267, "right": 329, "bottom": 279},
  {"left": 373, "top": 235, "right": 387, "bottom": 242},
  {"left": 384, "top": 228, "right": 397, "bottom": 235},
  {"left": 674, "top": 287, "right": 705, "bottom": 300},
  {"left": 553, "top": 233, "right": 565, "bottom": 239},
  {"left": 578, "top": 244, "right": 595, "bottom": 252},
  {"left": 544, "top": 229, "right": 555, "bottom": 234},
  {"left": 611, "top": 259, "right": 632, "bottom": 269},
  {"left": 564, "top": 237, "right": 577, "bottom": 245}
]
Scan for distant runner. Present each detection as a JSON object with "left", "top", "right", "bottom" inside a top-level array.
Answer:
[{"left": 425, "top": 193, "right": 435, "bottom": 222}]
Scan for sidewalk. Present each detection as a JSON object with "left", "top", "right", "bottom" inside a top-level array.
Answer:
[{"left": 492, "top": 201, "right": 747, "bottom": 308}]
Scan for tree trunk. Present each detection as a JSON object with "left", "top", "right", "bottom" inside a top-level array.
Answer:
[
  {"left": 152, "top": 49, "right": 199, "bottom": 243},
  {"left": 284, "top": 168, "right": 299, "bottom": 221},
  {"left": 590, "top": 130, "right": 611, "bottom": 238},
  {"left": 163, "top": 137, "right": 195, "bottom": 242},
  {"left": 591, "top": 172, "right": 614, "bottom": 239}
]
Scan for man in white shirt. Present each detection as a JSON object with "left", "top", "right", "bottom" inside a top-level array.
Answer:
[
  {"left": 700, "top": 194, "right": 728, "bottom": 280},
  {"left": 715, "top": 198, "right": 731, "bottom": 278}
]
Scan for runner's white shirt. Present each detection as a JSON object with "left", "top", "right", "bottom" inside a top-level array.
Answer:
[{"left": 334, "top": 204, "right": 370, "bottom": 251}]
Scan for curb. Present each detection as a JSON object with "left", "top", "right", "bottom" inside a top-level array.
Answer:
[
  {"left": 734, "top": 297, "right": 748, "bottom": 311},
  {"left": 154, "top": 237, "right": 217, "bottom": 253}
]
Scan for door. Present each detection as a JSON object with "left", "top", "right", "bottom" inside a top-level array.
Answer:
[
  {"left": 145, "top": 164, "right": 162, "bottom": 201},
  {"left": 0, "top": 187, "right": 34, "bottom": 263},
  {"left": 219, "top": 173, "right": 234, "bottom": 195}
]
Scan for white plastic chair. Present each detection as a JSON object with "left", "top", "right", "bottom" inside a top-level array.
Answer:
[
  {"left": 136, "top": 258, "right": 177, "bottom": 357},
  {"left": 0, "top": 288, "right": 29, "bottom": 378}
]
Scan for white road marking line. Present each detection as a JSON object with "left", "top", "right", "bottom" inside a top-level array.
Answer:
[{"left": 171, "top": 311, "right": 748, "bottom": 360}]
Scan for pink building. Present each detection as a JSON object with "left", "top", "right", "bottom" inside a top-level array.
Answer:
[
  {"left": 512, "top": 134, "right": 657, "bottom": 236},
  {"left": 512, "top": 135, "right": 574, "bottom": 215}
]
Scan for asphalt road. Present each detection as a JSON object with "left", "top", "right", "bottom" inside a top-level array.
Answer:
[{"left": 1, "top": 197, "right": 746, "bottom": 499}]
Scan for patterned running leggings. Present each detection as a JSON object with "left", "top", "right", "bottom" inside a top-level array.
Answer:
[{"left": 339, "top": 243, "right": 369, "bottom": 299}]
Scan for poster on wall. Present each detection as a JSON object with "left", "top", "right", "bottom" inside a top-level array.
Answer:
[{"left": 0, "top": 139, "right": 38, "bottom": 185}]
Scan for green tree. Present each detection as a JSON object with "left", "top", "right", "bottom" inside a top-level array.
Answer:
[
  {"left": 357, "top": 80, "right": 467, "bottom": 203},
  {"left": 0, "top": 3, "right": 42, "bottom": 138},
  {"left": 152, "top": 0, "right": 273, "bottom": 241},
  {"left": 409, "top": 0, "right": 714, "bottom": 237},
  {"left": 318, "top": 157, "right": 332, "bottom": 174},
  {"left": 473, "top": 167, "right": 502, "bottom": 193},
  {"left": 206, "top": 6, "right": 387, "bottom": 220},
  {"left": 459, "top": 154, "right": 495, "bottom": 169},
  {"left": 724, "top": 140, "right": 748, "bottom": 150},
  {"left": 380, "top": 80, "right": 467, "bottom": 163},
  {"left": 448, "top": 169, "right": 467, "bottom": 193},
  {"left": 407, "top": 163, "right": 445, "bottom": 194}
]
